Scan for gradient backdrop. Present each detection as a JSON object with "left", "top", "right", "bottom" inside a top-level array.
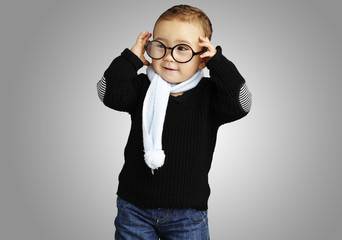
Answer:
[{"left": 1, "top": 0, "right": 341, "bottom": 239}]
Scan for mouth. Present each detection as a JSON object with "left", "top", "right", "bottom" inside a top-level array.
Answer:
[{"left": 163, "top": 67, "right": 178, "bottom": 71}]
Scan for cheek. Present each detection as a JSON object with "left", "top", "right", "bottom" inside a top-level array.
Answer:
[
  {"left": 151, "top": 61, "right": 160, "bottom": 72},
  {"left": 181, "top": 59, "right": 201, "bottom": 73},
  {"left": 192, "top": 56, "right": 202, "bottom": 66}
]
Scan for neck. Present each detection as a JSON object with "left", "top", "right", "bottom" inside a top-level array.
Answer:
[{"left": 170, "top": 92, "right": 184, "bottom": 97}]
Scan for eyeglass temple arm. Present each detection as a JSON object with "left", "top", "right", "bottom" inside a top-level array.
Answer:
[{"left": 194, "top": 47, "right": 208, "bottom": 55}]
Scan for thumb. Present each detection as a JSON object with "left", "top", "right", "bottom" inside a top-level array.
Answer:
[{"left": 142, "top": 57, "right": 150, "bottom": 66}]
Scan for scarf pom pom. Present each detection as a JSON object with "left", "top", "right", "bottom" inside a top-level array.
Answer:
[{"left": 144, "top": 150, "right": 165, "bottom": 170}]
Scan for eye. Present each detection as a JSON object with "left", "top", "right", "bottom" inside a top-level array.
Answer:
[
  {"left": 155, "top": 43, "right": 164, "bottom": 49},
  {"left": 176, "top": 45, "right": 189, "bottom": 51},
  {"left": 176, "top": 45, "right": 192, "bottom": 52}
]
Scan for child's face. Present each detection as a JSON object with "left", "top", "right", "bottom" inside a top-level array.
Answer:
[{"left": 152, "top": 19, "right": 205, "bottom": 84}]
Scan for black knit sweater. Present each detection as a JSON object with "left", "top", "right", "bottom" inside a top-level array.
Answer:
[{"left": 100, "top": 47, "right": 250, "bottom": 210}]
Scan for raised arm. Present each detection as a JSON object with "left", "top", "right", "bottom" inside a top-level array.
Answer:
[
  {"left": 96, "top": 32, "right": 152, "bottom": 112},
  {"left": 205, "top": 46, "right": 252, "bottom": 125}
]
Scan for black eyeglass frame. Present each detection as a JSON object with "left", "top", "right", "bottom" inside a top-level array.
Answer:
[{"left": 144, "top": 40, "right": 207, "bottom": 63}]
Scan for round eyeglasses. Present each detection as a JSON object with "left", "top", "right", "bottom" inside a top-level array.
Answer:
[{"left": 144, "top": 40, "right": 207, "bottom": 63}]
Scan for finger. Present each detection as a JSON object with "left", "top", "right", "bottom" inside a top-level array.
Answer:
[
  {"left": 199, "top": 42, "right": 211, "bottom": 50},
  {"left": 200, "top": 52, "right": 214, "bottom": 59},
  {"left": 137, "top": 32, "right": 150, "bottom": 44},
  {"left": 137, "top": 32, "right": 146, "bottom": 42},
  {"left": 199, "top": 41, "right": 215, "bottom": 51},
  {"left": 143, "top": 58, "right": 150, "bottom": 66},
  {"left": 200, "top": 48, "right": 216, "bottom": 58},
  {"left": 141, "top": 31, "right": 151, "bottom": 40},
  {"left": 199, "top": 39, "right": 215, "bottom": 51},
  {"left": 140, "top": 33, "right": 152, "bottom": 46},
  {"left": 142, "top": 32, "right": 152, "bottom": 44},
  {"left": 201, "top": 47, "right": 217, "bottom": 58},
  {"left": 199, "top": 36, "right": 210, "bottom": 43}
]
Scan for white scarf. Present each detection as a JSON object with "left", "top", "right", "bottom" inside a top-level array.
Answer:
[{"left": 143, "top": 66, "right": 204, "bottom": 174}]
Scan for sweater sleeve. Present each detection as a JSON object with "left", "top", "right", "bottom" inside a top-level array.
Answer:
[
  {"left": 97, "top": 48, "right": 145, "bottom": 112},
  {"left": 206, "top": 46, "right": 252, "bottom": 125}
]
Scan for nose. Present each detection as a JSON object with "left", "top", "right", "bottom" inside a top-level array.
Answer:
[{"left": 163, "top": 48, "right": 175, "bottom": 62}]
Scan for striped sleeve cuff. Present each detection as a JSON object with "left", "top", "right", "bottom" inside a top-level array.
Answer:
[
  {"left": 97, "top": 76, "right": 106, "bottom": 102},
  {"left": 239, "top": 83, "right": 252, "bottom": 112}
]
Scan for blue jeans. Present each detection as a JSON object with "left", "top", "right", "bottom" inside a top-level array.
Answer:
[{"left": 115, "top": 197, "right": 210, "bottom": 240}]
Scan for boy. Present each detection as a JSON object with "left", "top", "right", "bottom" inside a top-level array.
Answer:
[{"left": 97, "top": 4, "right": 251, "bottom": 240}]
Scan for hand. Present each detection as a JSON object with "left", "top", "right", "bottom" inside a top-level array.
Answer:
[
  {"left": 199, "top": 36, "right": 217, "bottom": 65},
  {"left": 131, "top": 31, "right": 152, "bottom": 66}
]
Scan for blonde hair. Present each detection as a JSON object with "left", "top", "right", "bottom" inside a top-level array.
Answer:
[{"left": 154, "top": 5, "right": 213, "bottom": 40}]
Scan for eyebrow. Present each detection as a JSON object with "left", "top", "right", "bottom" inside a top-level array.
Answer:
[{"left": 155, "top": 37, "right": 193, "bottom": 46}]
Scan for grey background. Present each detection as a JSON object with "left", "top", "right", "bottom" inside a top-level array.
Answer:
[{"left": 1, "top": 0, "right": 341, "bottom": 239}]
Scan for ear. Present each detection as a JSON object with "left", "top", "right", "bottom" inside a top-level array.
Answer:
[{"left": 199, "top": 58, "right": 208, "bottom": 70}]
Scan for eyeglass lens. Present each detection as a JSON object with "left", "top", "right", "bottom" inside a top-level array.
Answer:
[{"left": 146, "top": 41, "right": 194, "bottom": 63}]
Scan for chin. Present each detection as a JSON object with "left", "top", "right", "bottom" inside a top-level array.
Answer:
[{"left": 162, "top": 77, "right": 183, "bottom": 84}]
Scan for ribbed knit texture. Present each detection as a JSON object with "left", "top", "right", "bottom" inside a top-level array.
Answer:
[{"left": 102, "top": 47, "right": 249, "bottom": 210}]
